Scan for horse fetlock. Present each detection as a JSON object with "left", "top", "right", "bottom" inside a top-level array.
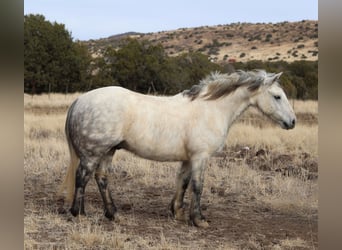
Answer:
[
  {"left": 174, "top": 207, "right": 188, "bottom": 221},
  {"left": 170, "top": 199, "right": 187, "bottom": 220}
]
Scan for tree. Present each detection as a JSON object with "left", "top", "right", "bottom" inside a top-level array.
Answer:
[
  {"left": 24, "top": 14, "right": 91, "bottom": 94},
  {"left": 86, "top": 57, "right": 116, "bottom": 91},
  {"left": 105, "top": 39, "right": 169, "bottom": 93},
  {"left": 103, "top": 39, "right": 222, "bottom": 95},
  {"left": 170, "top": 52, "right": 221, "bottom": 90}
]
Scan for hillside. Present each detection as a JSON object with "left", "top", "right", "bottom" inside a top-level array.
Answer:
[{"left": 84, "top": 20, "right": 318, "bottom": 63}]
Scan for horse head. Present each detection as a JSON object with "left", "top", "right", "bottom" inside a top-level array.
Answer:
[{"left": 250, "top": 72, "right": 296, "bottom": 130}]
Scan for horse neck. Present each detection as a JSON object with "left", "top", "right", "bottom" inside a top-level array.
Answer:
[{"left": 214, "top": 87, "right": 252, "bottom": 128}]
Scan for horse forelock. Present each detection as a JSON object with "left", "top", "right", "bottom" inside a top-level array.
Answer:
[{"left": 183, "top": 70, "right": 268, "bottom": 101}]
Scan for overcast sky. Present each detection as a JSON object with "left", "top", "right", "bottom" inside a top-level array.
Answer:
[{"left": 24, "top": 0, "right": 318, "bottom": 41}]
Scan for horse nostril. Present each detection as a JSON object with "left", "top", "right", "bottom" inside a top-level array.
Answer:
[{"left": 292, "top": 119, "right": 296, "bottom": 126}]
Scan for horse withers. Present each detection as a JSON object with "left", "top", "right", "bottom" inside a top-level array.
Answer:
[{"left": 58, "top": 70, "right": 296, "bottom": 228}]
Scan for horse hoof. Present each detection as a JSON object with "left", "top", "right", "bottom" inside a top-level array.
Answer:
[
  {"left": 193, "top": 218, "right": 209, "bottom": 228},
  {"left": 57, "top": 207, "right": 67, "bottom": 214},
  {"left": 105, "top": 206, "right": 118, "bottom": 221},
  {"left": 70, "top": 208, "right": 79, "bottom": 217},
  {"left": 113, "top": 213, "right": 121, "bottom": 223},
  {"left": 174, "top": 208, "right": 188, "bottom": 221},
  {"left": 105, "top": 211, "right": 115, "bottom": 220}
]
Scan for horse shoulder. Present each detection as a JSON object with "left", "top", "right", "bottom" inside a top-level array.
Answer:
[{"left": 184, "top": 101, "right": 229, "bottom": 156}]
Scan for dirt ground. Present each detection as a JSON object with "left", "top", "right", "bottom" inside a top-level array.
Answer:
[{"left": 25, "top": 146, "right": 317, "bottom": 249}]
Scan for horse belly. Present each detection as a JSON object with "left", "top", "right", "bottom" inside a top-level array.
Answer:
[{"left": 124, "top": 135, "right": 188, "bottom": 162}]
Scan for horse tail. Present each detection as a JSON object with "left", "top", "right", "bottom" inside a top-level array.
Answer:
[{"left": 58, "top": 100, "right": 80, "bottom": 204}]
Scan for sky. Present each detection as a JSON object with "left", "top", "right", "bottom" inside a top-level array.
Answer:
[{"left": 24, "top": 0, "right": 318, "bottom": 41}]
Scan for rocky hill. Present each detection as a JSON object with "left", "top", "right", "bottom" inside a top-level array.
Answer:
[{"left": 84, "top": 20, "right": 318, "bottom": 63}]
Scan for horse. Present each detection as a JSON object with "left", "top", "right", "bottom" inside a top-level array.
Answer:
[{"left": 58, "top": 69, "right": 296, "bottom": 228}]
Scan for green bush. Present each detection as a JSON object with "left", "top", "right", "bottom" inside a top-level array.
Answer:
[{"left": 24, "top": 14, "right": 91, "bottom": 94}]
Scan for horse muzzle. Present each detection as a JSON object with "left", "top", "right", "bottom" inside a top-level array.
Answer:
[{"left": 281, "top": 118, "right": 296, "bottom": 130}]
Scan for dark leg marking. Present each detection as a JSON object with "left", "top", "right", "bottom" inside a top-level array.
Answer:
[
  {"left": 190, "top": 179, "right": 205, "bottom": 221},
  {"left": 170, "top": 161, "right": 191, "bottom": 220},
  {"left": 95, "top": 151, "right": 117, "bottom": 220},
  {"left": 70, "top": 164, "right": 93, "bottom": 217},
  {"left": 95, "top": 172, "right": 117, "bottom": 220},
  {"left": 189, "top": 158, "right": 209, "bottom": 228}
]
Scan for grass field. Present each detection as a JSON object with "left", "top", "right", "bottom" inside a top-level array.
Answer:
[{"left": 24, "top": 93, "right": 318, "bottom": 249}]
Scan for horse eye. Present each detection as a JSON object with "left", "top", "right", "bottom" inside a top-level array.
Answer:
[{"left": 274, "top": 95, "right": 281, "bottom": 100}]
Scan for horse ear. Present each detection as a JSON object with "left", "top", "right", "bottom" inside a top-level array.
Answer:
[
  {"left": 273, "top": 72, "right": 282, "bottom": 82},
  {"left": 266, "top": 72, "right": 282, "bottom": 85}
]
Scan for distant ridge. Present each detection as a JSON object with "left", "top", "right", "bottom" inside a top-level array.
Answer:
[
  {"left": 107, "top": 32, "right": 144, "bottom": 40},
  {"left": 84, "top": 20, "right": 318, "bottom": 63}
]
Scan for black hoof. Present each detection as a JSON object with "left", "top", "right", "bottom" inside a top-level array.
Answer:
[
  {"left": 105, "top": 211, "right": 115, "bottom": 220},
  {"left": 70, "top": 208, "right": 78, "bottom": 217},
  {"left": 58, "top": 207, "right": 67, "bottom": 214},
  {"left": 104, "top": 206, "right": 117, "bottom": 220},
  {"left": 70, "top": 207, "right": 85, "bottom": 217},
  {"left": 169, "top": 203, "right": 175, "bottom": 217}
]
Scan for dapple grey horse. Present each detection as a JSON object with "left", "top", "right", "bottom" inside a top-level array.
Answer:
[{"left": 58, "top": 70, "right": 296, "bottom": 227}]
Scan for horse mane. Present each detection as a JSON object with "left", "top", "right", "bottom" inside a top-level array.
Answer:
[{"left": 182, "top": 70, "right": 270, "bottom": 101}]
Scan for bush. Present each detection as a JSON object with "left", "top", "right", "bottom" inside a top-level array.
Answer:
[
  {"left": 104, "top": 39, "right": 221, "bottom": 94},
  {"left": 24, "top": 14, "right": 92, "bottom": 94}
]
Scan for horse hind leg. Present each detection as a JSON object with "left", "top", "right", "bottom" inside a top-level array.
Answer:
[
  {"left": 70, "top": 159, "right": 97, "bottom": 217},
  {"left": 95, "top": 150, "right": 117, "bottom": 220},
  {"left": 170, "top": 161, "right": 192, "bottom": 221}
]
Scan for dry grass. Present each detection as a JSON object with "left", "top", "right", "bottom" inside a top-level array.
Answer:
[
  {"left": 24, "top": 93, "right": 81, "bottom": 108},
  {"left": 24, "top": 94, "right": 318, "bottom": 249},
  {"left": 292, "top": 99, "right": 318, "bottom": 115}
]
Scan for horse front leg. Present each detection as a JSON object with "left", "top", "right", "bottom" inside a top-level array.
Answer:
[
  {"left": 189, "top": 157, "right": 209, "bottom": 228},
  {"left": 170, "top": 161, "right": 192, "bottom": 221}
]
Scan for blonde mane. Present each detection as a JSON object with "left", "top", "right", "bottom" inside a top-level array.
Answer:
[{"left": 183, "top": 70, "right": 271, "bottom": 100}]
